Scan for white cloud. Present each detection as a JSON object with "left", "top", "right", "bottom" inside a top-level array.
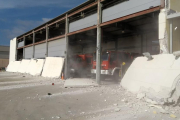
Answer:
[
  {"left": 42, "top": 18, "right": 52, "bottom": 23},
  {"left": 2, "top": 18, "right": 52, "bottom": 39},
  {"left": 0, "top": 0, "right": 85, "bottom": 9}
]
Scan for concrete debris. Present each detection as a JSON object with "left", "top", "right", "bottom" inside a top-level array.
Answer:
[
  {"left": 64, "top": 78, "right": 98, "bottom": 88},
  {"left": 170, "top": 114, "right": 177, "bottom": 118},
  {"left": 136, "top": 93, "right": 145, "bottom": 100},
  {"left": 114, "top": 108, "right": 121, "bottom": 112},
  {"left": 113, "top": 104, "right": 118, "bottom": 106},
  {"left": 121, "top": 54, "right": 180, "bottom": 106},
  {"left": 153, "top": 111, "right": 157, "bottom": 114},
  {"left": 149, "top": 105, "right": 169, "bottom": 114}
]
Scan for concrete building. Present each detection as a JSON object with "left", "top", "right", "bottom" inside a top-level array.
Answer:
[
  {"left": 0, "top": 46, "right": 9, "bottom": 68},
  {"left": 9, "top": 0, "right": 180, "bottom": 82}
]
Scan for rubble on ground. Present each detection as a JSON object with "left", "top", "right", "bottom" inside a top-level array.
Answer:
[{"left": 121, "top": 54, "right": 180, "bottom": 106}]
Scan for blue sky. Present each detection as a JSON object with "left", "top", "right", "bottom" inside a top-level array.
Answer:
[{"left": 0, "top": 0, "right": 86, "bottom": 46}]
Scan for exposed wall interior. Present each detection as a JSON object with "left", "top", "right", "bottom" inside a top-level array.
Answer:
[
  {"left": 69, "top": 29, "right": 97, "bottom": 55},
  {"left": 172, "top": 17, "right": 180, "bottom": 52},
  {"left": 101, "top": 11, "right": 160, "bottom": 55},
  {"left": 25, "top": 34, "right": 33, "bottom": 46},
  {"left": 35, "top": 29, "right": 46, "bottom": 43},
  {"left": 48, "top": 38, "right": 66, "bottom": 57},
  {"left": 17, "top": 48, "right": 23, "bottom": 61},
  {"left": 34, "top": 43, "right": 46, "bottom": 59},
  {"left": 49, "top": 21, "right": 65, "bottom": 39}
]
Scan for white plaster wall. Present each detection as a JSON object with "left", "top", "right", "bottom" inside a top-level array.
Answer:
[{"left": 9, "top": 38, "right": 17, "bottom": 62}]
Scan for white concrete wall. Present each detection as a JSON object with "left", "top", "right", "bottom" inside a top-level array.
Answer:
[{"left": 9, "top": 38, "right": 17, "bottom": 62}]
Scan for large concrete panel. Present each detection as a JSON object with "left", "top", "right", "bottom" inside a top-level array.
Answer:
[
  {"left": 18, "top": 41, "right": 24, "bottom": 48},
  {"left": 102, "top": 0, "right": 161, "bottom": 23},
  {"left": 34, "top": 43, "right": 46, "bottom": 59},
  {"left": 8, "top": 61, "right": 21, "bottom": 72},
  {"left": 41, "top": 57, "right": 64, "bottom": 78},
  {"left": 26, "top": 59, "right": 45, "bottom": 76},
  {"left": 9, "top": 38, "right": 16, "bottom": 62},
  {"left": 25, "top": 46, "right": 33, "bottom": 59},
  {"left": 17, "top": 59, "right": 30, "bottom": 73},
  {"left": 48, "top": 38, "right": 66, "bottom": 57},
  {"left": 121, "top": 54, "right": 180, "bottom": 99},
  {"left": 6, "top": 61, "right": 14, "bottom": 72},
  {"left": 69, "top": 13, "right": 97, "bottom": 33}
]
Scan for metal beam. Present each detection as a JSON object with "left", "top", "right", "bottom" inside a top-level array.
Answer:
[
  {"left": 48, "top": 35, "right": 65, "bottom": 42},
  {"left": 67, "top": 25, "right": 97, "bottom": 36},
  {"left": 48, "top": 17, "right": 66, "bottom": 26},
  {"left": 100, "top": 6, "right": 161, "bottom": 27},
  {"left": 68, "top": 2, "right": 98, "bottom": 17},
  {"left": 170, "top": 20, "right": 173, "bottom": 53},
  {"left": 96, "top": 0, "right": 102, "bottom": 85},
  {"left": 65, "top": 14, "right": 69, "bottom": 79}
]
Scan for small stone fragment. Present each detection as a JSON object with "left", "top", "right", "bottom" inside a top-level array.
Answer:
[
  {"left": 136, "top": 93, "right": 145, "bottom": 100},
  {"left": 170, "top": 114, "right": 176, "bottom": 118},
  {"left": 153, "top": 111, "right": 157, "bottom": 114},
  {"left": 114, "top": 108, "right": 121, "bottom": 112}
]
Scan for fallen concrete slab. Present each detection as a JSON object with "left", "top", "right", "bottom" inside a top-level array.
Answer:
[
  {"left": 6, "top": 61, "right": 14, "bottom": 72},
  {"left": 25, "top": 59, "right": 34, "bottom": 74},
  {"left": 18, "top": 60, "right": 30, "bottom": 73},
  {"left": 64, "top": 78, "right": 98, "bottom": 88},
  {"left": 41, "top": 57, "right": 64, "bottom": 78},
  {"left": 121, "top": 54, "right": 180, "bottom": 105},
  {"left": 29, "top": 59, "right": 45, "bottom": 76},
  {"left": 8, "top": 61, "right": 22, "bottom": 73}
]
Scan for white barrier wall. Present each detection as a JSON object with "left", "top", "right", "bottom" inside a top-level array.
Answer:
[
  {"left": 26, "top": 59, "right": 45, "bottom": 76},
  {"left": 41, "top": 57, "right": 64, "bottom": 78},
  {"left": 17, "top": 59, "right": 30, "bottom": 73},
  {"left": 10, "top": 61, "right": 21, "bottom": 72},
  {"left": 6, "top": 61, "right": 15, "bottom": 72},
  {"left": 9, "top": 38, "right": 17, "bottom": 62}
]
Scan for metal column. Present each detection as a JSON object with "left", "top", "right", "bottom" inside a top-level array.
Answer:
[
  {"left": 65, "top": 14, "right": 69, "bottom": 79},
  {"left": 141, "top": 34, "right": 143, "bottom": 54},
  {"left": 46, "top": 25, "right": 49, "bottom": 57},
  {"left": 33, "top": 31, "right": 35, "bottom": 58},
  {"left": 23, "top": 36, "right": 25, "bottom": 59},
  {"left": 15, "top": 38, "right": 18, "bottom": 61},
  {"left": 96, "top": 0, "right": 102, "bottom": 85},
  {"left": 170, "top": 20, "right": 173, "bottom": 54}
]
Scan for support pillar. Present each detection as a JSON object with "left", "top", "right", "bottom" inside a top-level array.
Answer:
[
  {"left": 45, "top": 25, "right": 49, "bottom": 57},
  {"left": 115, "top": 39, "right": 118, "bottom": 52},
  {"left": 141, "top": 34, "right": 143, "bottom": 54},
  {"left": 96, "top": 0, "right": 102, "bottom": 85},
  {"left": 170, "top": 20, "right": 173, "bottom": 53},
  {"left": 65, "top": 14, "right": 69, "bottom": 79},
  {"left": 23, "top": 36, "right": 25, "bottom": 59},
  {"left": 15, "top": 38, "right": 18, "bottom": 61}
]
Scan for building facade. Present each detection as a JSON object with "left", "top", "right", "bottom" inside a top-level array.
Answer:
[
  {"left": 9, "top": 0, "right": 180, "bottom": 81},
  {"left": 0, "top": 46, "right": 9, "bottom": 68}
]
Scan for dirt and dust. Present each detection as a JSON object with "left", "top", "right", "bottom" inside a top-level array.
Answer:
[{"left": 0, "top": 72, "right": 180, "bottom": 120}]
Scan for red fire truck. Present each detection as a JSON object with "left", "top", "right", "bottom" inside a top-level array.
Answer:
[
  {"left": 91, "top": 51, "right": 138, "bottom": 80},
  {"left": 69, "top": 54, "right": 93, "bottom": 77}
]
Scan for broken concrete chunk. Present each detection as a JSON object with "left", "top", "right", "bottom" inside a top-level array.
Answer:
[
  {"left": 114, "top": 108, "right": 121, "bottom": 112},
  {"left": 136, "top": 93, "right": 145, "bottom": 100}
]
